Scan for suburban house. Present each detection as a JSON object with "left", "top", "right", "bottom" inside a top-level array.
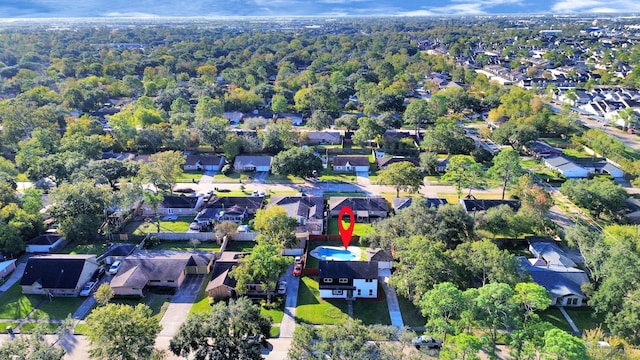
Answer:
[
  {"left": 459, "top": 198, "right": 521, "bottom": 214},
  {"left": 20, "top": 255, "right": 100, "bottom": 296},
  {"left": 206, "top": 252, "right": 272, "bottom": 300},
  {"left": 375, "top": 156, "right": 420, "bottom": 170},
  {"left": 329, "top": 197, "right": 389, "bottom": 222},
  {"left": 332, "top": 155, "right": 370, "bottom": 173},
  {"left": 268, "top": 196, "right": 325, "bottom": 234},
  {"left": 519, "top": 239, "right": 590, "bottom": 307},
  {"left": 110, "top": 251, "right": 215, "bottom": 297},
  {"left": 25, "top": 233, "right": 66, "bottom": 253},
  {"left": 302, "top": 131, "right": 342, "bottom": 145},
  {"left": 277, "top": 112, "right": 304, "bottom": 126},
  {"left": 0, "top": 259, "right": 17, "bottom": 282},
  {"left": 184, "top": 155, "right": 225, "bottom": 172},
  {"left": 223, "top": 111, "right": 244, "bottom": 125},
  {"left": 543, "top": 156, "right": 590, "bottom": 178},
  {"left": 233, "top": 155, "right": 273, "bottom": 172},
  {"left": 142, "top": 195, "right": 204, "bottom": 217},
  {"left": 205, "top": 196, "right": 264, "bottom": 223},
  {"left": 392, "top": 198, "right": 448, "bottom": 212},
  {"left": 318, "top": 261, "right": 378, "bottom": 299}
]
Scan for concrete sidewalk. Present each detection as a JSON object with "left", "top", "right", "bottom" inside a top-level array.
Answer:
[
  {"left": 0, "top": 262, "right": 26, "bottom": 292},
  {"left": 380, "top": 276, "right": 404, "bottom": 328}
]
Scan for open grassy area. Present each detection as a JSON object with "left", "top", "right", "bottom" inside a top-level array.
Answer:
[
  {"left": 565, "top": 307, "right": 607, "bottom": 332},
  {"left": 0, "top": 322, "right": 19, "bottom": 333},
  {"left": 145, "top": 240, "right": 221, "bottom": 252},
  {"left": 327, "top": 218, "right": 374, "bottom": 238},
  {"left": 56, "top": 241, "right": 110, "bottom": 255},
  {"left": 147, "top": 295, "right": 172, "bottom": 321},
  {"left": 189, "top": 270, "right": 215, "bottom": 315},
  {"left": 397, "top": 295, "right": 427, "bottom": 328},
  {"left": 261, "top": 301, "right": 285, "bottom": 323},
  {"left": 563, "top": 147, "right": 594, "bottom": 160},
  {"left": 540, "top": 137, "right": 569, "bottom": 148},
  {"left": 34, "top": 296, "right": 86, "bottom": 319},
  {"left": 295, "top": 277, "right": 349, "bottom": 325},
  {"left": 265, "top": 174, "right": 305, "bottom": 184},
  {"left": 318, "top": 172, "right": 357, "bottom": 184},
  {"left": 352, "top": 290, "right": 391, "bottom": 325},
  {"left": 133, "top": 216, "right": 194, "bottom": 235},
  {"left": 212, "top": 172, "right": 242, "bottom": 183},
  {"left": 225, "top": 240, "right": 257, "bottom": 252},
  {"left": 74, "top": 322, "right": 89, "bottom": 335},
  {"left": 540, "top": 307, "right": 573, "bottom": 332},
  {"left": 0, "top": 283, "right": 40, "bottom": 319},
  {"left": 270, "top": 325, "right": 280, "bottom": 337},
  {"left": 20, "top": 322, "right": 61, "bottom": 333},
  {"left": 176, "top": 171, "right": 204, "bottom": 183}
]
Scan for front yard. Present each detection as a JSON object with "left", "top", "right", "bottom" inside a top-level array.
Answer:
[
  {"left": 539, "top": 306, "right": 606, "bottom": 333},
  {"left": 176, "top": 171, "right": 204, "bottom": 183},
  {"left": 295, "top": 277, "right": 350, "bottom": 325}
]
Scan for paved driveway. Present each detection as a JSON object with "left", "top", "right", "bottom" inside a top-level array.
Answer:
[
  {"left": 356, "top": 171, "right": 370, "bottom": 185},
  {"left": 254, "top": 171, "right": 269, "bottom": 183},
  {"left": 279, "top": 265, "right": 300, "bottom": 338}
]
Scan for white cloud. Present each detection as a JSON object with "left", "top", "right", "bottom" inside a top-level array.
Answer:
[{"left": 552, "top": 0, "right": 640, "bottom": 13}]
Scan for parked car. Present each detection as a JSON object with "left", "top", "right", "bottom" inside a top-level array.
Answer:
[
  {"left": 294, "top": 256, "right": 303, "bottom": 265},
  {"left": 278, "top": 280, "right": 287, "bottom": 295},
  {"left": 189, "top": 222, "right": 201, "bottom": 231},
  {"left": 293, "top": 264, "right": 302, "bottom": 277},
  {"left": 412, "top": 335, "right": 442, "bottom": 350},
  {"left": 79, "top": 281, "right": 96, "bottom": 296},
  {"left": 92, "top": 267, "right": 106, "bottom": 281},
  {"left": 162, "top": 214, "right": 178, "bottom": 221},
  {"left": 108, "top": 260, "right": 122, "bottom": 275}
]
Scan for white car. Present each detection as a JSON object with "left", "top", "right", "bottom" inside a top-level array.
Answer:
[
  {"left": 108, "top": 260, "right": 122, "bottom": 275},
  {"left": 277, "top": 281, "right": 287, "bottom": 295},
  {"left": 162, "top": 214, "right": 178, "bottom": 221},
  {"left": 79, "top": 281, "right": 96, "bottom": 296}
]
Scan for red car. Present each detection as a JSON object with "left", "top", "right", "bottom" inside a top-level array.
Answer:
[{"left": 293, "top": 264, "right": 302, "bottom": 277}]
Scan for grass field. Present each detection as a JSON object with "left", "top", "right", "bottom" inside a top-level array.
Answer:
[
  {"left": 144, "top": 240, "right": 221, "bottom": 252},
  {"left": 265, "top": 174, "right": 305, "bottom": 184},
  {"left": 318, "top": 172, "right": 357, "bottom": 184},
  {"left": 176, "top": 171, "right": 204, "bottom": 183},
  {"left": 261, "top": 301, "right": 285, "bottom": 323},
  {"left": 0, "top": 284, "right": 40, "bottom": 319},
  {"left": 20, "top": 322, "right": 61, "bottom": 333},
  {"left": 212, "top": 172, "right": 242, "bottom": 183},
  {"left": 56, "top": 241, "right": 110, "bottom": 255},
  {"left": 397, "top": 295, "right": 427, "bottom": 328},
  {"left": 133, "top": 216, "right": 194, "bottom": 235},
  {"left": 0, "top": 322, "right": 19, "bottom": 333},
  {"left": 539, "top": 307, "right": 606, "bottom": 333},
  {"left": 225, "top": 240, "right": 257, "bottom": 252},
  {"left": 189, "top": 271, "right": 214, "bottom": 315},
  {"left": 35, "top": 296, "right": 86, "bottom": 319},
  {"left": 327, "top": 219, "right": 374, "bottom": 238},
  {"left": 295, "top": 277, "right": 349, "bottom": 325},
  {"left": 352, "top": 289, "right": 391, "bottom": 325}
]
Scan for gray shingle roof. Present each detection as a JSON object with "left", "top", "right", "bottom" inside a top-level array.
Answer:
[
  {"left": 268, "top": 196, "right": 324, "bottom": 220},
  {"left": 329, "top": 197, "right": 388, "bottom": 213},
  {"left": 20, "top": 255, "right": 96, "bottom": 289},
  {"left": 319, "top": 261, "right": 378, "bottom": 279}
]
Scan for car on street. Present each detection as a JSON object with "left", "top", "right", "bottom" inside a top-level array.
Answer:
[
  {"left": 412, "top": 335, "right": 442, "bottom": 350},
  {"left": 108, "top": 260, "right": 122, "bottom": 275},
  {"left": 189, "top": 222, "right": 201, "bottom": 231},
  {"left": 278, "top": 280, "right": 287, "bottom": 295},
  {"left": 79, "top": 281, "right": 96, "bottom": 296},
  {"left": 162, "top": 214, "right": 178, "bottom": 221},
  {"left": 293, "top": 264, "right": 302, "bottom": 277}
]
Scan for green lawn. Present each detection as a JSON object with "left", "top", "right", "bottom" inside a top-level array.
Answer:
[
  {"left": 0, "top": 322, "right": 19, "bottom": 333},
  {"left": 133, "top": 216, "right": 194, "bottom": 235},
  {"left": 145, "top": 240, "right": 221, "bottom": 252},
  {"left": 265, "top": 174, "right": 305, "bottom": 184},
  {"left": 56, "top": 241, "right": 110, "bottom": 255},
  {"left": 74, "top": 322, "right": 89, "bottom": 335},
  {"left": 397, "top": 295, "right": 427, "bottom": 328},
  {"left": 212, "top": 172, "right": 242, "bottom": 183},
  {"left": 176, "top": 171, "right": 204, "bottom": 183},
  {"left": 35, "top": 296, "right": 86, "bottom": 319},
  {"left": 20, "top": 322, "right": 61, "bottom": 334},
  {"left": 225, "top": 240, "right": 257, "bottom": 252},
  {"left": 0, "top": 284, "right": 40, "bottom": 319},
  {"left": 540, "top": 307, "right": 572, "bottom": 332},
  {"left": 565, "top": 307, "right": 607, "bottom": 332},
  {"left": 16, "top": 173, "right": 29, "bottom": 182},
  {"left": 295, "top": 277, "right": 349, "bottom": 325},
  {"left": 327, "top": 218, "right": 374, "bottom": 238},
  {"left": 147, "top": 295, "right": 172, "bottom": 321},
  {"left": 540, "top": 137, "right": 569, "bottom": 148},
  {"left": 352, "top": 290, "right": 391, "bottom": 325},
  {"left": 318, "top": 172, "right": 357, "bottom": 184},
  {"left": 270, "top": 325, "right": 280, "bottom": 337},
  {"left": 189, "top": 270, "right": 215, "bottom": 315},
  {"left": 563, "top": 148, "right": 593, "bottom": 160},
  {"left": 261, "top": 301, "right": 285, "bottom": 323}
]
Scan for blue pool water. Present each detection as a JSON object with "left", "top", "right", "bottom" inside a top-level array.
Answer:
[{"left": 310, "top": 246, "right": 358, "bottom": 261}]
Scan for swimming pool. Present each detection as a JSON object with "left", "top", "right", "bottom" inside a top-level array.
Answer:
[{"left": 309, "top": 246, "right": 361, "bottom": 261}]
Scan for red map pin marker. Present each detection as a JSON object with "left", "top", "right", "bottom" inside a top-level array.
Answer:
[{"left": 338, "top": 206, "right": 355, "bottom": 250}]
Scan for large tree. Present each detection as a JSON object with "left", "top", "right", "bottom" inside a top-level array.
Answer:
[
  {"left": 419, "top": 282, "right": 466, "bottom": 339},
  {"left": 474, "top": 282, "right": 521, "bottom": 355},
  {"left": 543, "top": 329, "right": 589, "bottom": 360},
  {"left": 194, "top": 116, "right": 229, "bottom": 149},
  {"left": 376, "top": 161, "right": 424, "bottom": 198},
  {"left": 271, "top": 147, "right": 323, "bottom": 179},
  {"left": 140, "top": 150, "right": 185, "bottom": 194},
  {"left": 253, "top": 205, "right": 298, "bottom": 247},
  {"left": 488, "top": 148, "right": 523, "bottom": 200},
  {"left": 560, "top": 178, "right": 627, "bottom": 219},
  {"left": 85, "top": 303, "right": 162, "bottom": 360},
  {"left": 170, "top": 297, "right": 271, "bottom": 360},
  {"left": 440, "top": 155, "right": 484, "bottom": 199},
  {"left": 420, "top": 120, "right": 474, "bottom": 155},
  {"left": 288, "top": 320, "right": 381, "bottom": 360},
  {"left": 403, "top": 98, "right": 436, "bottom": 132}
]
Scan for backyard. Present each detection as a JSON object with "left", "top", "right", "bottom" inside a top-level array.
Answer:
[
  {"left": 132, "top": 216, "right": 194, "bottom": 235},
  {"left": 305, "top": 240, "right": 367, "bottom": 270},
  {"left": 327, "top": 218, "right": 375, "bottom": 238}
]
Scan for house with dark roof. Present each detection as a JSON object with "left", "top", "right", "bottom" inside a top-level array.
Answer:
[
  {"left": 302, "top": 131, "right": 342, "bottom": 145},
  {"left": 205, "top": 196, "right": 264, "bottom": 223},
  {"left": 222, "top": 111, "right": 244, "bottom": 125},
  {"left": 318, "top": 261, "right": 378, "bottom": 299},
  {"left": 459, "top": 198, "right": 521, "bottom": 214},
  {"left": 375, "top": 156, "right": 420, "bottom": 170},
  {"left": 110, "top": 251, "right": 215, "bottom": 297},
  {"left": 332, "top": 156, "right": 370, "bottom": 173},
  {"left": 0, "top": 259, "right": 17, "bottom": 282},
  {"left": 267, "top": 196, "right": 325, "bottom": 235},
  {"left": 233, "top": 155, "right": 273, "bottom": 172},
  {"left": 184, "top": 155, "right": 225, "bottom": 172},
  {"left": 205, "top": 252, "right": 273, "bottom": 299},
  {"left": 97, "top": 243, "right": 137, "bottom": 265},
  {"left": 392, "top": 198, "right": 448, "bottom": 212},
  {"left": 277, "top": 112, "right": 304, "bottom": 126},
  {"left": 142, "top": 194, "right": 204, "bottom": 217},
  {"left": 543, "top": 156, "right": 589, "bottom": 178},
  {"left": 519, "top": 238, "right": 590, "bottom": 307},
  {"left": 25, "top": 233, "right": 66, "bottom": 253},
  {"left": 20, "top": 255, "right": 99, "bottom": 296},
  {"left": 329, "top": 197, "right": 388, "bottom": 222},
  {"left": 367, "top": 249, "right": 394, "bottom": 271}
]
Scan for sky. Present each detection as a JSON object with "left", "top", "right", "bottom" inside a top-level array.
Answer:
[{"left": 1, "top": 0, "right": 640, "bottom": 18}]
